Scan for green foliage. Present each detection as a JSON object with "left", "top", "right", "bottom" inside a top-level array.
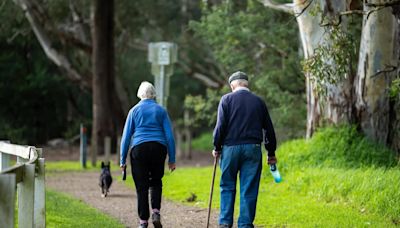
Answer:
[
  {"left": 46, "top": 190, "right": 124, "bottom": 227},
  {"left": 390, "top": 77, "right": 400, "bottom": 98},
  {"left": 279, "top": 126, "right": 398, "bottom": 169},
  {"left": 0, "top": 42, "right": 69, "bottom": 144},
  {"left": 184, "top": 88, "right": 228, "bottom": 128},
  {"left": 302, "top": 26, "right": 355, "bottom": 95},
  {"left": 158, "top": 126, "right": 400, "bottom": 226},
  {"left": 114, "top": 0, "right": 208, "bottom": 120},
  {"left": 189, "top": 0, "right": 306, "bottom": 140},
  {"left": 0, "top": 2, "right": 92, "bottom": 144},
  {"left": 191, "top": 131, "right": 214, "bottom": 152}
]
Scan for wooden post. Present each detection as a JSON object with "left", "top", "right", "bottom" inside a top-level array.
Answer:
[
  {"left": 0, "top": 173, "right": 16, "bottom": 228},
  {"left": 184, "top": 110, "right": 192, "bottom": 159},
  {"left": 104, "top": 136, "right": 111, "bottom": 164},
  {"left": 176, "top": 129, "right": 184, "bottom": 159},
  {"left": 90, "top": 144, "right": 97, "bottom": 167},
  {"left": 80, "top": 124, "right": 87, "bottom": 168},
  {"left": 184, "top": 128, "right": 192, "bottom": 159},
  {"left": 0, "top": 140, "right": 10, "bottom": 171},
  {"left": 34, "top": 152, "right": 45, "bottom": 228},
  {"left": 0, "top": 153, "right": 10, "bottom": 172},
  {"left": 18, "top": 163, "right": 35, "bottom": 228}
]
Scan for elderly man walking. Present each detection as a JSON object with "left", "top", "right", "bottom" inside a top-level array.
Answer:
[{"left": 212, "top": 71, "right": 277, "bottom": 228}]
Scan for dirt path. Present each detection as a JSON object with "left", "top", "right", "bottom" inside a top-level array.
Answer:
[{"left": 47, "top": 171, "right": 219, "bottom": 228}]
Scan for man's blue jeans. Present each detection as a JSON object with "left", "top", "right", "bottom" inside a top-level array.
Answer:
[{"left": 219, "top": 144, "right": 262, "bottom": 228}]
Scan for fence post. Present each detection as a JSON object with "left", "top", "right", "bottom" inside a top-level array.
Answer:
[
  {"left": 0, "top": 153, "right": 10, "bottom": 172},
  {"left": 0, "top": 173, "right": 16, "bottom": 228},
  {"left": 18, "top": 163, "right": 36, "bottom": 228},
  {"left": 104, "top": 136, "right": 111, "bottom": 164},
  {"left": 184, "top": 110, "right": 192, "bottom": 160},
  {"left": 176, "top": 129, "right": 184, "bottom": 159},
  {"left": 0, "top": 140, "right": 10, "bottom": 171},
  {"left": 34, "top": 148, "right": 45, "bottom": 228},
  {"left": 80, "top": 124, "right": 87, "bottom": 168}
]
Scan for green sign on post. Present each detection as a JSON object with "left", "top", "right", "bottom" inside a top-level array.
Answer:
[{"left": 148, "top": 42, "right": 178, "bottom": 108}]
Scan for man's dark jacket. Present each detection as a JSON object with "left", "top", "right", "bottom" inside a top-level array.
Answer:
[{"left": 213, "top": 89, "right": 276, "bottom": 156}]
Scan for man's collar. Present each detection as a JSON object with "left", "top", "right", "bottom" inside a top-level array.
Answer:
[{"left": 233, "top": 86, "right": 250, "bottom": 92}]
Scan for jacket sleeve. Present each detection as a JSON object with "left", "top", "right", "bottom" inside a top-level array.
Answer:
[
  {"left": 163, "top": 111, "right": 176, "bottom": 163},
  {"left": 213, "top": 96, "right": 228, "bottom": 151},
  {"left": 262, "top": 102, "right": 277, "bottom": 156},
  {"left": 120, "top": 109, "right": 134, "bottom": 166}
]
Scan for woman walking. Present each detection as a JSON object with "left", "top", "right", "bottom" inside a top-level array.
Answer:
[{"left": 120, "top": 81, "right": 176, "bottom": 228}]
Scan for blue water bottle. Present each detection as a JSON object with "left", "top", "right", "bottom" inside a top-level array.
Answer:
[{"left": 270, "top": 164, "right": 282, "bottom": 183}]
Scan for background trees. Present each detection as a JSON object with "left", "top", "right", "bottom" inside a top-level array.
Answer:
[{"left": 1, "top": 0, "right": 398, "bottom": 155}]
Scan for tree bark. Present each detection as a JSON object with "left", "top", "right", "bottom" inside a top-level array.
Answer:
[
  {"left": 294, "top": 0, "right": 352, "bottom": 138},
  {"left": 91, "top": 0, "right": 121, "bottom": 162},
  {"left": 294, "top": 0, "right": 323, "bottom": 138},
  {"left": 262, "top": 0, "right": 354, "bottom": 138},
  {"left": 354, "top": 2, "right": 400, "bottom": 148}
]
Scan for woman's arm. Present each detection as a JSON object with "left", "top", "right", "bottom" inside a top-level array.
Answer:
[
  {"left": 120, "top": 110, "right": 134, "bottom": 166},
  {"left": 162, "top": 111, "right": 176, "bottom": 164}
]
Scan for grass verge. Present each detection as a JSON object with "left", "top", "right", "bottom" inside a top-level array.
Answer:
[
  {"left": 46, "top": 161, "right": 118, "bottom": 173},
  {"left": 46, "top": 189, "right": 124, "bottom": 227},
  {"left": 160, "top": 126, "right": 400, "bottom": 227}
]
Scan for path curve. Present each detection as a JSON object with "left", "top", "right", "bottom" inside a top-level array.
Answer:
[{"left": 47, "top": 171, "right": 219, "bottom": 228}]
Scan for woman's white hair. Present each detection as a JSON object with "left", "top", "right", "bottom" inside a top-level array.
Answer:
[{"left": 137, "top": 81, "right": 156, "bottom": 100}]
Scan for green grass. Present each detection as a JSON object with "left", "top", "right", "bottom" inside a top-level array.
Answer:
[
  {"left": 153, "top": 126, "right": 400, "bottom": 227},
  {"left": 46, "top": 189, "right": 124, "bottom": 227},
  {"left": 46, "top": 161, "right": 118, "bottom": 173}
]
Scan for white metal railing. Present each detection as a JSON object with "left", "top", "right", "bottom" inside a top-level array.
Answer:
[{"left": 0, "top": 141, "right": 45, "bottom": 228}]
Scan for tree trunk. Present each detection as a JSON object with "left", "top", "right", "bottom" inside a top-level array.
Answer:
[
  {"left": 295, "top": 0, "right": 323, "bottom": 138},
  {"left": 294, "top": 0, "right": 352, "bottom": 138},
  {"left": 354, "top": 2, "right": 400, "bottom": 148},
  {"left": 91, "top": 0, "right": 116, "bottom": 163}
]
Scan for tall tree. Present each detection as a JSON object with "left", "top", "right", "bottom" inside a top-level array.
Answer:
[
  {"left": 260, "top": 0, "right": 353, "bottom": 137},
  {"left": 260, "top": 0, "right": 400, "bottom": 152},
  {"left": 13, "top": 0, "right": 125, "bottom": 157},
  {"left": 354, "top": 0, "right": 400, "bottom": 148},
  {"left": 91, "top": 0, "right": 123, "bottom": 163}
]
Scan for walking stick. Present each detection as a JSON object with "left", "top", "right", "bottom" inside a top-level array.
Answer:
[{"left": 206, "top": 155, "right": 218, "bottom": 228}]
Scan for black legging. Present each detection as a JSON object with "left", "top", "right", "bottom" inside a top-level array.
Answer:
[{"left": 130, "top": 141, "right": 167, "bottom": 221}]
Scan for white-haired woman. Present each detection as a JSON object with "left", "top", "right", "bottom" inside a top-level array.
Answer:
[{"left": 120, "top": 81, "right": 176, "bottom": 228}]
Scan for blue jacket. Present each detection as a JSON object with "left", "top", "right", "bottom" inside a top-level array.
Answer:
[
  {"left": 120, "top": 99, "right": 176, "bottom": 165},
  {"left": 213, "top": 88, "right": 276, "bottom": 156}
]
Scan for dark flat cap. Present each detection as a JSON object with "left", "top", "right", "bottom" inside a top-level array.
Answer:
[{"left": 228, "top": 71, "right": 248, "bottom": 84}]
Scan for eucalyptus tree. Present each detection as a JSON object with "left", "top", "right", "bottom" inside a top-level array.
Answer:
[
  {"left": 354, "top": 0, "right": 400, "bottom": 149},
  {"left": 260, "top": 0, "right": 400, "bottom": 151}
]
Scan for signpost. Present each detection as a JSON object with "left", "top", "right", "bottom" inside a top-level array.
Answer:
[{"left": 148, "top": 42, "right": 178, "bottom": 108}]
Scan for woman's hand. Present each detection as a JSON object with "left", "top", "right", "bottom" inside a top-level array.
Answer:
[{"left": 168, "top": 163, "right": 176, "bottom": 172}]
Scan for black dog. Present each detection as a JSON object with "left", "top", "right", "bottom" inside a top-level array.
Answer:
[{"left": 99, "top": 161, "right": 113, "bottom": 197}]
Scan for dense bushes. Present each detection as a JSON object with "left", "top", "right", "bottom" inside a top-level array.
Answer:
[{"left": 278, "top": 126, "right": 399, "bottom": 169}]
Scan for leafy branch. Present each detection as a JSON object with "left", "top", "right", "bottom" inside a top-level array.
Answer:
[{"left": 302, "top": 26, "right": 355, "bottom": 95}]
